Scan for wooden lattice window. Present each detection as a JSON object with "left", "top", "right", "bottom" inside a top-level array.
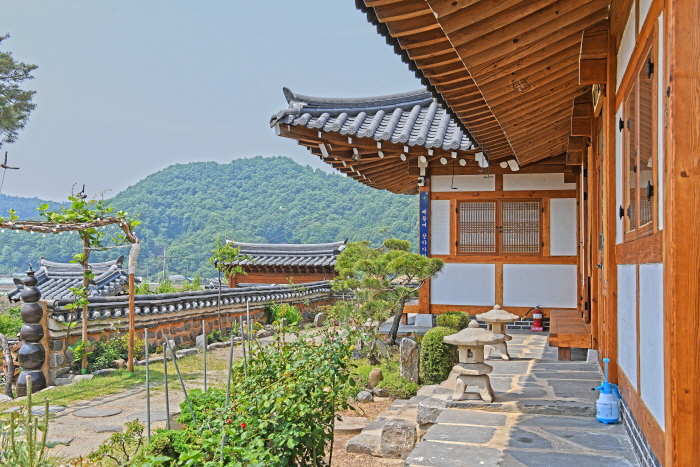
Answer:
[
  {"left": 458, "top": 201, "right": 496, "bottom": 253},
  {"left": 458, "top": 200, "right": 541, "bottom": 255},
  {"left": 622, "top": 40, "right": 656, "bottom": 240}
]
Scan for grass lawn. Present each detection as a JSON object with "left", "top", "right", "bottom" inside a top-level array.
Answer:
[{"left": 0, "top": 344, "right": 239, "bottom": 411}]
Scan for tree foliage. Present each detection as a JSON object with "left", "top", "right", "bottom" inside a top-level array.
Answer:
[
  {"left": 0, "top": 34, "right": 37, "bottom": 147},
  {"left": 333, "top": 239, "right": 444, "bottom": 348},
  {"left": 0, "top": 157, "right": 419, "bottom": 278}
]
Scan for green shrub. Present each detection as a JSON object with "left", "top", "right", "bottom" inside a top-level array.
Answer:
[
  {"left": 377, "top": 372, "right": 419, "bottom": 399},
  {"left": 176, "top": 387, "right": 226, "bottom": 425},
  {"left": 71, "top": 333, "right": 145, "bottom": 373},
  {"left": 0, "top": 306, "right": 22, "bottom": 336},
  {"left": 436, "top": 311, "right": 471, "bottom": 330},
  {"left": 269, "top": 302, "right": 301, "bottom": 326},
  {"left": 206, "top": 329, "right": 226, "bottom": 344},
  {"left": 420, "top": 326, "right": 458, "bottom": 384}
]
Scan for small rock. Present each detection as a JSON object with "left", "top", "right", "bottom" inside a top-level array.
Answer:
[
  {"left": 400, "top": 338, "right": 419, "bottom": 383},
  {"left": 380, "top": 419, "right": 416, "bottom": 459},
  {"left": 47, "top": 437, "right": 73, "bottom": 446},
  {"left": 375, "top": 339, "right": 390, "bottom": 359},
  {"left": 334, "top": 416, "right": 370, "bottom": 434},
  {"left": 416, "top": 397, "right": 446, "bottom": 425},
  {"left": 113, "top": 359, "right": 127, "bottom": 369},
  {"left": 313, "top": 312, "right": 326, "bottom": 327},
  {"left": 93, "top": 368, "right": 116, "bottom": 377},
  {"left": 356, "top": 390, "right": 374, "bottom": 402},
  {"left": 346, "top": 433, "right": 381, "bottom": 456},
  {"left": 256, "top": 330, "right": 273, "bottom": 338},
  {"left": 368, "top": 368, "right": 383, "bottom": 389},
  {"left": 373, "top": 387, "right": 390, "bottom": 397},
  {"left": 195, "top": 335, "right": 206, "bottom": 351},
  {"left": 93, "top": 425, "right": 123, "bottom": 433},
  {"left": 175, "top": 348, "right": 197, "bottom": 358}
]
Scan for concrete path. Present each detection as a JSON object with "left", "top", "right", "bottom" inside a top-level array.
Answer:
[{"left": 405, "top": 332, "right": 640, "bottom": 466}]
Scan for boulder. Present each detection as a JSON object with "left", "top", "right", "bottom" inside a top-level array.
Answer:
[
  {"left": 416, "top": 397, "right": 446, "bottom": 425},
  {"left": 113, "top": 359, "right": 127, "bottom": 370},
  {"left": 93, "top": 368, "right": 117, "bottom": 377},
  {"left": 400, "top": 338, "right": 419, "bottom": 382},
  {"left": 345, "top": 433, "right": 381, "bottom": 456},
  {"left": 313, "top": 312, "right": 326, "bottom": 327},
  {"left": 176, "top": 349, "right": 197, "bottom": 358},
  {"left": 373, "top": 387, "right": 390, "bottom": 397},
  {"left": 368, "top": 368, "right": 383, "bottom": 389},
  {"left": 195, "top": 335, "right": 206, "bottom": 351},
  {"left": 356, "top": 390, "right": 374, "bottom": 402},
  {"left": 379, "top": 419, "right": 416, "bottom": 459}
]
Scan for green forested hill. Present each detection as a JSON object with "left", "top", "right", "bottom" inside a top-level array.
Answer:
[{"left": 0, "top": 157, "right": 418, "bottom": 278}]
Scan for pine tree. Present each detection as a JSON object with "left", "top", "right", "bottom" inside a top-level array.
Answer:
[{"left": 0, "top": 34, "right": 37, "bottom": 147}]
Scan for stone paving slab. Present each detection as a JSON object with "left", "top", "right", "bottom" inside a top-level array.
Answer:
[
  {"left": 434, "top": 409, "right": 506, "bottom": 426},
  {"left": 405, "top": 441, "right": 503, "bottom": 467},
  {"left": 73, "top": 407, "right": 122, "bottom": 418},
  {"left": 504, "top": 450, "right": 637, "bottom": 467},
  {"left": 507, "top": 427, "right": 553, "bottom": 449},
  {"left": 422, "top": 424, "right": 496, "bottom": 444},
  {"left": 543, "top": 428, "right": 626, "bottom": 451},
  {"left": 93, "top": 425, "right": 123, "bottom": 433},
  {"left": 127, "top": 410, "right": 170, "bottom": 422}
]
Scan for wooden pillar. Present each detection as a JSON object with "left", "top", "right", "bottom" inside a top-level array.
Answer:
[
  {"left": 418, "top": 175, "right": 431, "bottom": 314},
  {"left": 601, "top": 22, "right": 619, "bottom": 381},
  {"left": 664, "top": 1, "right": 700, "bottom": 465}
]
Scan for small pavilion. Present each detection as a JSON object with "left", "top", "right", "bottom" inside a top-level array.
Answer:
[{"left": 221, "top": 241, "right": 346, "bottom": 287}]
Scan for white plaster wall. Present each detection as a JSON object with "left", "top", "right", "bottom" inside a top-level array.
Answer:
[
  {"left": 502, "top": 173, "right": 576, "bottom": 191},
  {"left": 657, "top": 13, "right": 664, "bottom": 231},
  {"left": 617, "top": 5, "right": 637, "bottom": 90},
  {"left": 616, "top": 107, "right": 624, "bottom": 244},
  {"left": 550, "top": 198, "right": 578, "bottom": 256},
  {"left": 617, "top": 264, "right": 638, "bottom": 390},
  {"left": 432, "top": 175, "right": 495, "bottom": 192},
  {"left": 640, "top": 0, "right": 653, "bottom": 29},
  {"left": 430, "top": 200, "right": 450, "bottom": 255},
  {"left": 639, "top": 263, "right": 665, "bottom": 429},
  {"left": 502, "top": 264, "right": 577, "bottom": 308},
  {"left": 431, "top": 263, "right": 495, "bottom": 306}
]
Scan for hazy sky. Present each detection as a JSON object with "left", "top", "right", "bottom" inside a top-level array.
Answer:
[{"left": 1, "top": 1, "right": 420, "bottom": 200}]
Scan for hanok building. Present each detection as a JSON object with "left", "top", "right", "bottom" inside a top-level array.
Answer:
[
  {"left": 221, "top": 241, "right": 346, "bottom": 287},
  {"left": 274, "top": 1, "right": 700, "bottom": 465},
  {"left": 6, "top": 256, "right": 136, "bottom": 302}
]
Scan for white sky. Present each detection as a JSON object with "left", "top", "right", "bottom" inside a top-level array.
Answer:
[{"left": 1, "top": 1, "right": 420, "bottom": 200}]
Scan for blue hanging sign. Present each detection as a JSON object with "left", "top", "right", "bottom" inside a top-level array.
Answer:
[{"left": 419, "top": 191, "right": 429, "bottom": 256}]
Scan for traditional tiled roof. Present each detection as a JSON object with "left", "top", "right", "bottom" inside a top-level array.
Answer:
[
  {"left": 270, "top": 88, "right": 477, "bottom": 151},
  {"left": 6, "top": 256, "right": 138, "bottom": 302},
  {"left": 221, "top": 240, "right": 347, "bottom": 268}
]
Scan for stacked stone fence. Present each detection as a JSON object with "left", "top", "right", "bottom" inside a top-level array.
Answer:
[{"left": 37, "top": 281, "right": 336, "bottom": 385}]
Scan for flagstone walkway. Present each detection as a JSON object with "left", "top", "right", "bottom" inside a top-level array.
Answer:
[{"left": 404, "top": 332, "right": 640, "bottom": 466}]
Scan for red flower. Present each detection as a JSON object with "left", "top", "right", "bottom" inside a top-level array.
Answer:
[
  {"left": 240, "top": 422, "right": 247, "bottom": 429},
  {"left": 226, "top": 419, "right": 232, "bottom": 424}
]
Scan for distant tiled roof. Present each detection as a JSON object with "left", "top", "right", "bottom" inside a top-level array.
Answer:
[
  {"left": 222, "top": 240, "right": 347, "bottom": 269},
  {"left": 270, "top": 88, "right": 477, "bottom": 151},
  {"left": 6, "top": 256, "right": 138, "bottom": 302}
]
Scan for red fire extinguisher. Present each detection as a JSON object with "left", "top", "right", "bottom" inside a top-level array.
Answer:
[{"left": 524, "top": 306, "right": 544, "bottom": 332}]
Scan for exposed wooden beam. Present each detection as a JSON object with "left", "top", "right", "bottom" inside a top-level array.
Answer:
[
  {"left": 566, "top": 136, "right": 585, "bottom": 165},
  {"left": 571, "top": 94, "right": 593, "bottom": 137},
  {"left": 579, "top": 20, "right": 609, "bottom": 85}
]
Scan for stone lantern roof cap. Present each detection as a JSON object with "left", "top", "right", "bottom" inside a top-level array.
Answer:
[
  {"left": 443, "top": 327, "right": 506, "bottom": 346},
  {"left": 476, "top": 304, "right": 520, "bottom": 323}
]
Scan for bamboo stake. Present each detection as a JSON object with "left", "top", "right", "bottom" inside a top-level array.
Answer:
[
  {"left": 220, "top": 331, "right": 236, "bottom": 464},
  {"left": 168, "top": 341, "right": 196, "bottom": 424},
  {"left": 240, "top": 315, "right": 247, "bottom": 377},
  {"left": 163, "top": 338, "right": 170, "bottom": 430},
  {"left": 246, "top": 299, "right": 251, "bottom": 353},
  {"left": 145, "top": 330, "right": 151, "bottom": 442},
  {"left": 202, "top": 319, "right": 207, "bottom": 392}
]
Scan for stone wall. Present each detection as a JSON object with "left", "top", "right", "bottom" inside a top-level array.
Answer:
[{"left": 40, "top": 281, "right": 335, "bottom": 384}]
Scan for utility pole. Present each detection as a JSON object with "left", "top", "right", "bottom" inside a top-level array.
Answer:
[{"left": 152, "top": 245, "right": 181, "bottom": 282}]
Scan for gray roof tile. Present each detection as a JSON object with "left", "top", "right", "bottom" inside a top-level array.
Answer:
[
  {"left": 222, "top": 240, "right": 346, "bottom": 268},
  {"left": 270, "top": 88, "right": 476, "bottom": 152}
]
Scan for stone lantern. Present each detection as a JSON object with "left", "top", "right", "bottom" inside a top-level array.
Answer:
[
  {"left": 443, "top": 321, "right": 505, "bottom": 403},
  {"left": 476, "top": 304, "right": 520, "bottom": 360}
]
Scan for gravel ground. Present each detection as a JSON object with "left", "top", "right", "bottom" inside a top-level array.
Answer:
[{"left": 330, "top": 399, "right": 403, "bottom": 467}]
